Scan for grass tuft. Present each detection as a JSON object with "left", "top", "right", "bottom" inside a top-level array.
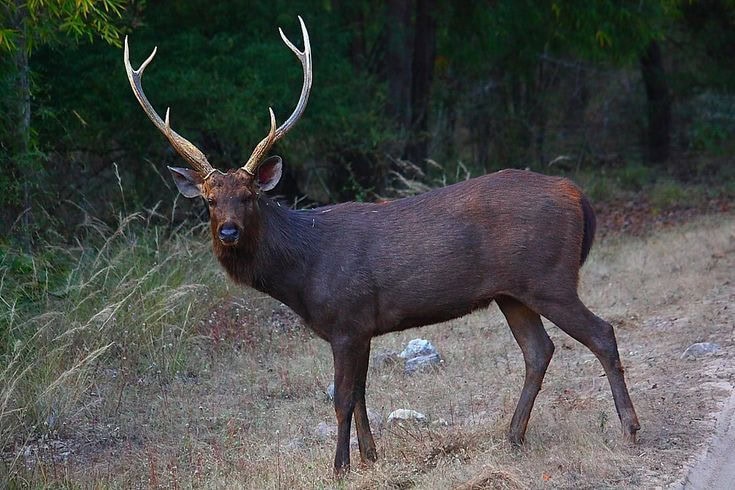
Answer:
[{"left": 0, "top": 211, "right": 230, "bottom": 481}]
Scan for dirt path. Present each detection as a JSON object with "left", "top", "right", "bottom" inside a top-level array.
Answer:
[{"left": 679, "top": 388, "right": 735, "bottom": 489}]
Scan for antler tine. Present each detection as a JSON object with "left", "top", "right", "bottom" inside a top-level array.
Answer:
[
  {"left": 274, "top": 15, "right": 312, "bottom": 140},
  {"left": 124, "top": 36, "right": 215, "bottom": 176},
  {"left": 242, "top": 108, "right": 277, "bottom": 175},
  {"left": 241, "top": 16, "right": 313, "bottom": 174}
]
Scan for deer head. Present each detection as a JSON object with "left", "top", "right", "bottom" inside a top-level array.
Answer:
[{"left": 123, "top": 17, "right": 312, "bottom": 247}]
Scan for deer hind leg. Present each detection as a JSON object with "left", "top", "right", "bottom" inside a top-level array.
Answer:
[
  {"left": 535, "top": 295, "right": 640, "bottom": 442},
  {"left": 496, "top": 296, "right": 555, "bottom": 445},
  {"left": 330, "top": 335, "right": 372, "bottom": 476}
]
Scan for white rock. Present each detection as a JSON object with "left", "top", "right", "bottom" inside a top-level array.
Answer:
[
  {"left": 387, "top": 409, "right": 427, "bottom": 425},
  {"left": 400, "top": 338, "right": 438, "bottom": 359},
  {"left": 404, "top": 353, "right": 442, "bottom": 374},
  {"left": 681, "top": 342, "right": 721, "bottom": 359}
]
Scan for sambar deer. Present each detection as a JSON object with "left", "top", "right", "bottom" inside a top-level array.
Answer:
[{"left": 124, "top": 16, "right": 640, "bottom": 475}]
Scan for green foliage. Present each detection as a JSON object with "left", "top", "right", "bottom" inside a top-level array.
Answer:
[
  {"left": 678, "top": 0, "right": 735, "bottom": 90},
  {"left": 575, "top": 162, "right": 655, "bottom": 202},
  {"left": 0, "top": 0, "right": 127, "bottom": 53},
  {"left": 686, "top": 93, "right": 735, "bottom": 153},
  {"left": 689, "top": 121, "right": 730, "bottom": 153},
  {"left": 0, "top": 244, "right": 66, "bottom": 327},
  {"left": 439, "top": 0, "right": 680, "bottom": 80},
  {"left": 0, "top": 0, "right": 131, "bottom": 243},
  {"left": 1, "top": 0, "right": 734, "bottom": 241},
  {"left": 29, "top": 0, "right": 391, "bottom": 212},
  {"left": 546, "top": 0, "right": 680, "bottom": 62},
  {"left": 432, "top": 0, "right": 690, "bottom": 178},
  {"left": 340, "top": 164, "right": 375, "bottom": 202},
  {"left": 618, "top": 162, "right": 655, "bottom": 191},
  {"left": 649, "top": 178, "right": 691, "bottom": 209}
]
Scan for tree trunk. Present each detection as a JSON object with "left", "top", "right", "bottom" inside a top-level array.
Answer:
[
  {"left": 10, "top": 1, "right": 33, "bottom": 249},
  {"left": 333, "top": 0, "right": 367, "bottom": 68},
  {"left": 532, "top": 59, "right": 548, "bottom": 167},
  {"left": 385, "top": 0, "right": 412, "bottom": 132},
  {"left": 640, "top": 40, "right": 671, "bottom": 165},
  {"left": 17, "top": 48, "right": 31, "bottom": 220},
  {"left": 406, "top": 0, "right": 436, "bottom": 167}
]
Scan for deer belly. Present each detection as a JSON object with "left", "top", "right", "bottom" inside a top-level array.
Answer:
[{"left": 375, "top": 284, "right": 494, "bottom": 334}]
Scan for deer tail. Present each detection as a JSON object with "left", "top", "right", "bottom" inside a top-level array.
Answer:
[{"left": 580, "top": 194, "right": 596, "bottom": 266}]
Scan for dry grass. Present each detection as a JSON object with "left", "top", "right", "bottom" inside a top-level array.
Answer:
[{"left": 1, "top": 213, "right": 733, "bottom": 488}]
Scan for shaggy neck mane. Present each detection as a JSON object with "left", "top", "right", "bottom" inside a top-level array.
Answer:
[{"left": 214, "top": 194, "right": 321, "bottom": 319}]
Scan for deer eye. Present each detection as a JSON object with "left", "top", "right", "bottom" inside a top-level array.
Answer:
[{"left": 206, "top": 197, "right": 216, "bottom": 207}]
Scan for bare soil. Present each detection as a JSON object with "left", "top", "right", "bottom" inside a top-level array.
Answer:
[{"left": 680, "top": 389, "right": 735, "bottom": 489}]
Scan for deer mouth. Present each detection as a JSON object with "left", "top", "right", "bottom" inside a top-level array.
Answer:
[{"left": 219, "top": 236, "right": 239, "bottom": 246}]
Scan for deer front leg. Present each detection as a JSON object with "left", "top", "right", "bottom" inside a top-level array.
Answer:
[
  {"left": 330, "top": 334, "right": 371, "bottom": 477},
  {"left": 353, "top": 340, "right": 377, "bottom": 464}
]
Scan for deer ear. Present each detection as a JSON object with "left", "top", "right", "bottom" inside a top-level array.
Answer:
[
  {"left": 256, "top": 156, "right": 283, "bottom": 192},
  {"left": 168, "top": 166, "right": 204, "bottom": 198}
]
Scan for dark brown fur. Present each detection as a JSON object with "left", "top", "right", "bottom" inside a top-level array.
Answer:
[{"left": 199, "top": 168, "right": 640, "bottom": 474}]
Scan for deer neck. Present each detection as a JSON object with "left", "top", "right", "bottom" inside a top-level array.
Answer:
[{"left": 215, "top": 195, "right": 319, "bottom": 319}]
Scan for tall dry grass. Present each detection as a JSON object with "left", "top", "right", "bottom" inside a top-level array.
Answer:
[{"left": 0, "top": 211, "right": 232, "bottom": 481}]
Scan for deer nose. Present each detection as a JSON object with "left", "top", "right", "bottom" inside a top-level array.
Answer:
[{"left": 218, "top": 224, "right": 240, "bottom": 243}]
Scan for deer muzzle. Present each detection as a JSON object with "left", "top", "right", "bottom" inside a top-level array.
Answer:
[{"left": 218, "top": 223, "right": 240, "bottom": 245}]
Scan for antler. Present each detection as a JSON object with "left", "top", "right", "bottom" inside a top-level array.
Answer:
[
  {"left": 241, "top": 16, "right": 313, "bottom": 175},
  {"left": 124, "top": 37, "right": 216, "bottom": 176}
]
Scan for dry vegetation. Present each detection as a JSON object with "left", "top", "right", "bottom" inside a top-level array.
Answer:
[{"left": 1, "top": 212, "right": 733, "bottom": 489}]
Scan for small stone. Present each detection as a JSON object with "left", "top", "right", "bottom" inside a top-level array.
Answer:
[
  {"left": 400, "top": 339, "right": 438, "bottom": 359},
  {"left": 681, "top": 342, "right": 721, "bottom": 359},
  {"left": 404, "top": 353, "right": 442, "bottom": 374},
  {"left": 326, "top": 382, "right": 335, "bottom": 401},
  {"left": 387, "top": 409, "right": 427, "bottom": 425}
]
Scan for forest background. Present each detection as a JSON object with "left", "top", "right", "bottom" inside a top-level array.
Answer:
[
  {"left": 1, "top": 1, "right": 735, "bottom": 486},
  {"left": 2, "top": 0, "right": 734, "bottom": 241}
]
